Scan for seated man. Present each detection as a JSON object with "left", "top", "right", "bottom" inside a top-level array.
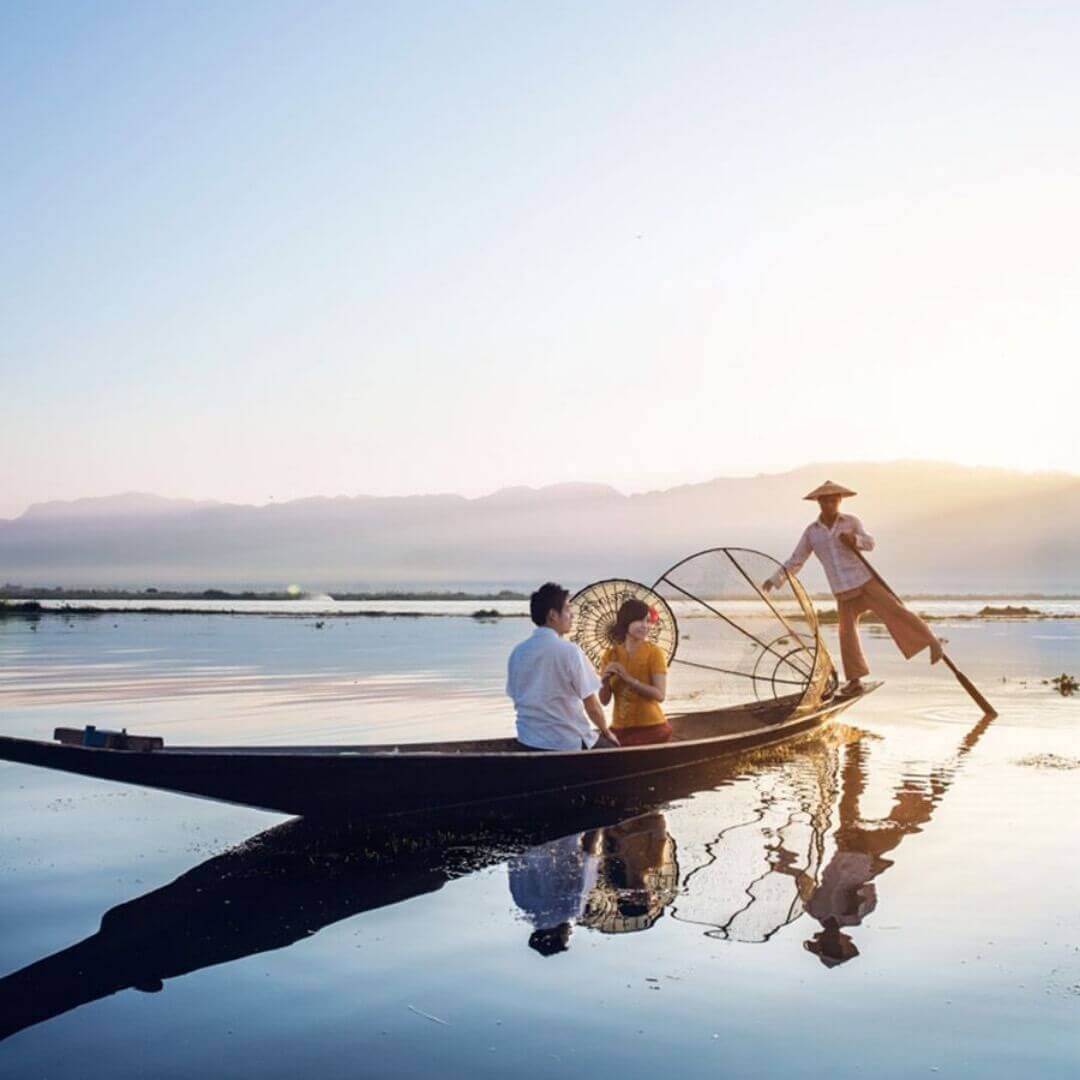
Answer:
[{"left": 507, "top": 582, "right": 620, "bottom": 750}]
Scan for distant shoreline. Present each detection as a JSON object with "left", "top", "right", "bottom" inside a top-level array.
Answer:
[
  {"left": 4, "top": 595, "right": 1079, "bottom": 622},
  {"left": 0, "top": 602, "right": 528, "bottom": 619},
  {"left": 3, "top": 587, "right": 1080, "bottom": 603},
  {"left": 817, "top": 604, "right": 1080, "bottom": 624},
  {"left": 0, "top": 587, "right": 529, "bottom": 603}
]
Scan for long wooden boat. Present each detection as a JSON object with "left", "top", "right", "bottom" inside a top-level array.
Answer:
[{"left": 0, "top": 685, "right": 878, "bottom": 820}]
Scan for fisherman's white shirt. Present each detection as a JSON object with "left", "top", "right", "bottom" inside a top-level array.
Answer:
[
  {"left": 507, "top": 627, "right": 602, "bottom": 750},
  {"left": 766, "top": 513, "right": 876, "bottom": 596}
]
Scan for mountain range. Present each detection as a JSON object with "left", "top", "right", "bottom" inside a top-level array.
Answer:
[{"left": 1, "top": 462, "right": 1077, "bottom": 594}]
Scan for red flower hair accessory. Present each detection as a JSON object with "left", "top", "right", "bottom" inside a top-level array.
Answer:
[{"left": 647, "top": 606, "right": 659, "bottom": 624}]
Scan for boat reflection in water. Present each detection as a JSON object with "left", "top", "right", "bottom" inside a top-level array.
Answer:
[{"left": 0, "top": 712, "right": 994, "bottom": 1041}]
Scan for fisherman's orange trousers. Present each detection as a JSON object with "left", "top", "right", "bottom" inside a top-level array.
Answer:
[{"left": 835, "top": 579, "right": 940, "bottom": 681}]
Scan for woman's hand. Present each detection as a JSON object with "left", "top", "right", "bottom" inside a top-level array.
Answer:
[{"left": 603, "top": 661, "right": 629, "bottom": 680}]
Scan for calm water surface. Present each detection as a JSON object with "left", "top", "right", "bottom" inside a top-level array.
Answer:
[{"left": 1, "top": 612, "right": 1078, "bottom": 1078}]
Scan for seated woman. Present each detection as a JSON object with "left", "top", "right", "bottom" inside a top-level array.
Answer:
[{"left": 598, "top": 599, "right": 672, "bottom": 746}]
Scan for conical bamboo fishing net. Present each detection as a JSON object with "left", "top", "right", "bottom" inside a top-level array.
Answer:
[{"left": 651, "top": 547, "right": 837, "bottom": 713}]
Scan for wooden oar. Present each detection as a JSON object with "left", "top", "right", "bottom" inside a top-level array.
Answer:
[{"left": 850, "top": 549, "right": 997, "bottom": 718}]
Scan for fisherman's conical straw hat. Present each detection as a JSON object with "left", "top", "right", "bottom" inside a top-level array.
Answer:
[{"left": 803, "top": 480, "right": 857, "bottom": 501}]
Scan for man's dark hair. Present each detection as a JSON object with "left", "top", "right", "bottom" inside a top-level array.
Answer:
[
  {"left": 528, "top": 923, "right": 572, "bottom": 956},
  {"left": 530, "top": 582, "right": 569, "bottom": 627}
]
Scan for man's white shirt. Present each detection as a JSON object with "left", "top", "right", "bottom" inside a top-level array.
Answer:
[
  {"left": 508, "top": 833, "right": 600, "bottom": 927},
  {"left": 507, "top": 626, "right": 602, "bottom": 750},
  {"left": 766, "top": 512, "right": 876, "bottom": 596}
]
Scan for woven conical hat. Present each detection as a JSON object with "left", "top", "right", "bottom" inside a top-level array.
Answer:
[{"left": 803, "top": 480, "right": 857, "bottom": 501}]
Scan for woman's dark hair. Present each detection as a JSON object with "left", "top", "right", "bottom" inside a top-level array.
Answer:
[
  {"left": 611, "top": 598, "right": 650, "bottom": 643},
  {"left": 530, "top": 582, "right": 569, "bottom": 627}
]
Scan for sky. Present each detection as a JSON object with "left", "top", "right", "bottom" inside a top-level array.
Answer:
[{"left": 2, "top": 1, "right": 1079, "bottom": 519}]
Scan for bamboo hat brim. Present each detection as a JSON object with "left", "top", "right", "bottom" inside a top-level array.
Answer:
[{"left": 803, "top": 481, "right": 857, "bottom": 501}]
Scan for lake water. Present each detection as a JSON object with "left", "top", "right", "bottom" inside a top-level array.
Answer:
[{"left": 1, "top": 610, "right": 1078, "bottom": 1078}]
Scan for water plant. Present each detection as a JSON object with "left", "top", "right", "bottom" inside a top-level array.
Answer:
[{"left": 1051, "top": 673, "right": 1078, "bottom": 697}]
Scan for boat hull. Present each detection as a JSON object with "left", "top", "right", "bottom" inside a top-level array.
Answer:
[{"left": 0, "top": 687, "right": 877, "bottom": 820}]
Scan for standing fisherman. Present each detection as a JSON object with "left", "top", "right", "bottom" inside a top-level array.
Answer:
[{"left": 762, "top": 481, "right": 942, "bottom": 694}]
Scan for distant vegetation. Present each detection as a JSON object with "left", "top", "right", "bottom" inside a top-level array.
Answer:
[
  {"left": 333, "top": 590, "right": 526, "bottom": 601},
  {"left": 816, "top": 604, "right": 1080, "bottom": 625},
  {"left": 0, "top": 586, "right": 528, "bottom": 603},
  {"left": 0, "top": 600, "right": 43, "bottom": 616},
  {"left": 816, "top": 609, "right": 888, "bottom": 625},
  {"left": 2, "top": 585, "right": 294, "bottom": 601},
  {"left": 1052, "top": 674, "right": 1078, "bottom": 697}
]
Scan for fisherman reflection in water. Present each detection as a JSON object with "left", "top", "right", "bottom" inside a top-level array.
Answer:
[
  {"left": 507, "top": 582, "right": 619, "bottom": 749},
  {"left": 802, "top": 733, "right": 966, "bottom": 967}
]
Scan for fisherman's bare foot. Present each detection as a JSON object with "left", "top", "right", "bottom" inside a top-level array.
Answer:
[{"left": 841, "top": 678, "right": 864, "bottom": 696}]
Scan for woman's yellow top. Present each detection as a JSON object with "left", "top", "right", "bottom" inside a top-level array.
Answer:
[{"left": 601, "top": 640, "right": 668, "bottom": 728}]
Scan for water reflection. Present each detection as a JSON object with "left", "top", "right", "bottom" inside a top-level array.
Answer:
[
  {"left": 0, "top": 712, "right": 994, "bottom": 1040},
  {"left": 509, "top": 831, "right": 602, "bottom": 955},
  {"left": 582, "top": 813, "right": 679, "bottom": 936},
  {"left": 512, "top": 812, "right": 681, "bottom": 953},
  {"left": 0, "top": 754, "right": 742, "bottom": 1040},
  {"left": 504, "top": 711, "right": 995, "bottom": 962},
  {"left": 669, "top": 733, "right": 843, "bottom": 944},
  {"left": 801, "top": 711, "right": 994, "bottom": 966}
]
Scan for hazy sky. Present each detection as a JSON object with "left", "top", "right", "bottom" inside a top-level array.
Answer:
[{"left": 3, "top": 1, "right": 1079, "bottom": 518}]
